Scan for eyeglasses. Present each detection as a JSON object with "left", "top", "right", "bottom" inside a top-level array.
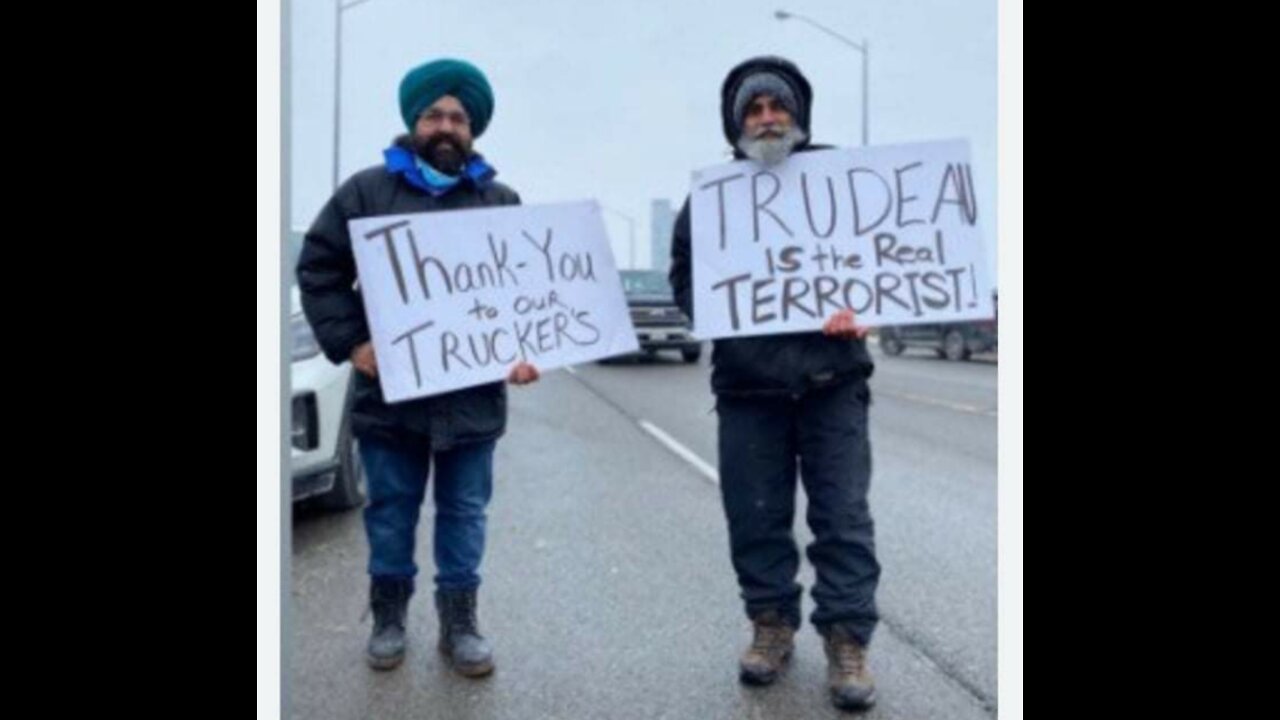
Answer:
[{"left": 417, "top": 109, "right": 471, "bottom": 128}]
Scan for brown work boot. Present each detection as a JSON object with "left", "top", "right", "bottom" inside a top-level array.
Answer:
[
  {"left": 823, "top": 628, "right": 877, "bottom": 711},
  {"left": 739, "top": 611, "right": 795, "bottom": 685}
]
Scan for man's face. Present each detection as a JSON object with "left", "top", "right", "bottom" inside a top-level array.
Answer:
[
  {"left": 737, "top": 93, "right": 804, "bottom": 167},
  {"left": 741, "top": 94, "right": 794, "bottom": 139},
  {"left": 411, "top": 95, "right": 474, "bottom": 174}
]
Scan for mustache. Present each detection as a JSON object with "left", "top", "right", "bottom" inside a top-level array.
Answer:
[
  {"left": 748, "top": 124, "right": 788, "bottom": 139},
  {"left": 427, "top": 134, "right": 463, "bottom": 149}
]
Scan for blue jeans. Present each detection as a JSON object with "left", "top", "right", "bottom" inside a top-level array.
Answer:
[{"left": 359, "top": 437, "right": 496, "bottom": 592}]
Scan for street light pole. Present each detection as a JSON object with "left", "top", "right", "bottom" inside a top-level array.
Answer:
[
  {"left": 775, "top": 9, "right": 869, "bottom": 146},
  {"left": 333, "top": 0, "right": 378, "bottom": 190}
]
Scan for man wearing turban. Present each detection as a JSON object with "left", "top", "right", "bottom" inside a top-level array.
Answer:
[{"left": 297, "top": 57, "right": 538, "bottom": 679}]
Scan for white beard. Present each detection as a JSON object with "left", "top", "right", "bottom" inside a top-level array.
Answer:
[{"left": 737, "top": 126, "right": 808, "bottom": 166}]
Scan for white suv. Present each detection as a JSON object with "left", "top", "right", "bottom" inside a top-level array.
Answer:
[{"left": 290, "top": 239, "right": 365, "bottom": 509}]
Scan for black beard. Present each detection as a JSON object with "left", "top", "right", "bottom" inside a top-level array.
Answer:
[{"left": 413, "top": 133, "right": 467, "bottom": 174}]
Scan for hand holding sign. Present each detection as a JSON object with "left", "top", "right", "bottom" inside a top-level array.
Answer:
[
  {"left": 822, "top": 309, "right": 870, "bottom": 340},
  {"left": 351, "top": 342, "right": 378, "bottom": 379},
  {"left": 506, "top": 361, "right": 540, "bottom": 386}
]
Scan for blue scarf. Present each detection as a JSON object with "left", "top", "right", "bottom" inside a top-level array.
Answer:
[{"left": 383, "top": 144, "right": 497, "bottom": 197}]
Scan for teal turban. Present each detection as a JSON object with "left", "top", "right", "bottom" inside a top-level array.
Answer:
[{"left": 398, "top": 58, "right": 495, "bottom": 138}]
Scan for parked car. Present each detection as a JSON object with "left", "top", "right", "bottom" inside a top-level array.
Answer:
[
  {"left": 619, "top": 269, "right": 701, "bottom": 363},
  {"left": 879, "top": 293, "right": 998, "bottom": 361},
  {"left": 290, "top": 233, "right": 365, "bottom": 509}
]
